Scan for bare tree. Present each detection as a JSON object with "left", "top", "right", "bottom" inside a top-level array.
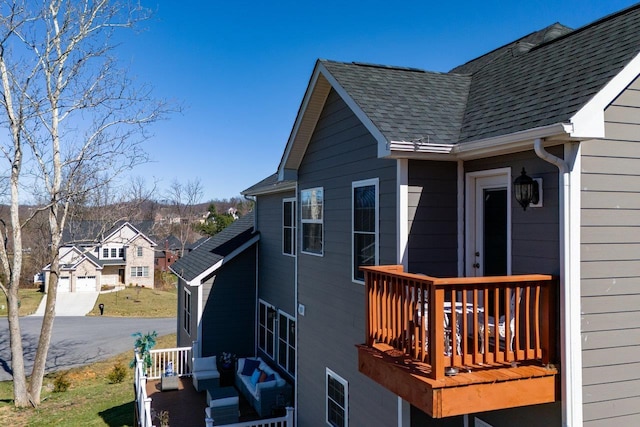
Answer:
[
  {"left": 165, "top": 178, "right": 204, "bottom": 255},
  {"left": 0, "top": 0, "right": 167, "bottom": 407}
]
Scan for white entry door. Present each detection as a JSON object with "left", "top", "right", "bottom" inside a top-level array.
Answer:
[{"left": 465, "top": 169, "right": 512, "bottom": 277}]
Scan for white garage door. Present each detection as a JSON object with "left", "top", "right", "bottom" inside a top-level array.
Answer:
[
  {"left": 76, "top": 276, "right": 97, "bottom": 292},
  {"left": 58, "top": 276, "right": 70, "bottom": 292}
]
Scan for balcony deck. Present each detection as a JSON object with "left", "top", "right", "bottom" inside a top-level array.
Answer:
[{"left": 359, "top": 265, "right": 559, "bottom": 418}]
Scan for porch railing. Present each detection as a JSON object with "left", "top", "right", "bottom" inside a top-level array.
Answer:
[
  {"left": 362, "top": 265, "right": 556, "bottom": 380},
  {"left": 134, "top": 353, "right": 154, "bottom": 427},
  {"left": 147, "top": 346, "right": 192, "bottom": 379},
  {"left": 205, "top": 407, "right": 294, "bottom": 427}
]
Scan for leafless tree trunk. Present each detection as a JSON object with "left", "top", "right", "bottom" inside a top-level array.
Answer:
[
  {"left": 0, "top": 0, "right": 167, "bottom": 407},
  {"left": 166, "top": 178, "right": 204, "bottom": 255}
]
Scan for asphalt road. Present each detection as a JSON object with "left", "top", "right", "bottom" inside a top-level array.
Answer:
[{"left": 0, "top": 316, "right": 176, "bottom": 381}]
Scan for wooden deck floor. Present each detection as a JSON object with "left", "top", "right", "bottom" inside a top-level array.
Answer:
[
  {"left": 146, "top": 377, "right": 262, "bottom": 426},
  {"left": 146, "top": 377, "right": 207, "bottom": 427}
]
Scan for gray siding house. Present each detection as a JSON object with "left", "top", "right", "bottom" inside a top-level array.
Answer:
[
  {"left": 176, "top": 4, "right": 640, "bottom": 426},
  {"left": 241, "top": 4, "right": 640, "bottom": 427},
  {"left": 171, "top": 213, "right": 259, "bottom": 359}
]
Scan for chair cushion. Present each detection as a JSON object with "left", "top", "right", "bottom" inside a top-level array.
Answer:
[
  {"left": 241, "top": 358, "right": 260, "bottom": 376},
  {"left": 193, "top": 356, "right": 217, "bottom": 372}
]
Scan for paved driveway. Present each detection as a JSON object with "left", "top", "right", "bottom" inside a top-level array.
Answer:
[{"left": 0, "top": 316, "right": 176, "bottom": 381}]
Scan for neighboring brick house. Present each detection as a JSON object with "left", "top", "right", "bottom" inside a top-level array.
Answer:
[
  {"left": 43, "top": 222, "right": 156, "bottom": 292},
  {"left": 155, "top": 235, "right": 182, "bottom": 272}
]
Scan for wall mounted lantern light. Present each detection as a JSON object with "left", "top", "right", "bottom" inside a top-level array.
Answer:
[{"left": 513, "top": 168, "right": 540, "bottom": 211}]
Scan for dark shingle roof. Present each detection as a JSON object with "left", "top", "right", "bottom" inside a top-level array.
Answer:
[
  {"left": 242, "top": 173, "right": 296, "bottom": 195},
  {"left": 458, "top": 5, "right": 640, "bottom": 141},
  {"left": 318, "top": 4, "right": 640, "bottom": 145},
  {"left": 170, "top": 212, "right": 257, "bottom": 283},
  {"left": 321, "top": 61, "right": 471, "bottom": 145}
]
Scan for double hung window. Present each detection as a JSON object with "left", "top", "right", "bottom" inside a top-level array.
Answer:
[
  {"left": 301, "top": 187, "right": 323, "bottom": 255},
  {"left": 326, "top": 368, "right": 348, "bottom": 427},
  {"left": 352, "top": 179, "right": 378, "bottom": 282},
  {"left": 183, "top": 288, "right": 191, "bottom": 335},
  {"left": 258, "top": 300, "right": 276, "bottom": 358},
  {"left": 278, "top": 312, "right": 296, "bottom": 375},
  {"left": 283, "top": 198, "right": 296, "bottom": 256}
]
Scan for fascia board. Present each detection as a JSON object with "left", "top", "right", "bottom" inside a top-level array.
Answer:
[
  {"left": 187, "top": 234, "right": 260, "bottom": 287},
  {"left": 278, "top": 63, "right": 330, "bottom": 174},
  {"left": 571, "top": 52, "right": 640, "bottom": 138},
  {"left": 242, "top": 181, "right": 297, "bottom": 197}
]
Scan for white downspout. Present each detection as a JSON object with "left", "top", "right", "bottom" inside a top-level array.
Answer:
[{"left": 533, "top": 138, "right": 582, "bottom": 427}]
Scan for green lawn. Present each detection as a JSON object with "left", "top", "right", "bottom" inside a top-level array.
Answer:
[
  {"left": 87, "top": 286, "right": 177, "bottom": 317},
  {"left": 0, "top": 334, "right": 176, "bottom": 426},
  {"left": 0, "top": 289, "right": 44, "bottom": 317}
]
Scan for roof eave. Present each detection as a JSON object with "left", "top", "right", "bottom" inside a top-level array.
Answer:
[
  {"left": 172, "top": 233, "right": 260, "bottom": 287},
  {"left": 241, "top": 180, "right": 297, "bottom": 197},
  {"left": 278, "top": 61, "right": 391, "bottom": 176},
  {"left": 570, "top": 51, "right": 640, "bottom": 139}
]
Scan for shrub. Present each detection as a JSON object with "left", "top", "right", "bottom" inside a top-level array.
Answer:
[
  {"left": 107, "top": 363, "right": 127, "bottom": 384},
  {"left": 53, "top": 372, "right": 71, "bottom": 392}
]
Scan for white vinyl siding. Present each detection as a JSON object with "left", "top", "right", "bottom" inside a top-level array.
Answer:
[
  {"left": 326, "top": 368, "right": 348, "bottom": 427},
  {"left": 352, "top": 179, "right": 379, "bottom": 283},
  {"left": 301, "top": 187, "right": 323, "bottom": 255}
]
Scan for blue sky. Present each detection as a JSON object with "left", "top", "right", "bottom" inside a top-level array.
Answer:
[{"left": 123, "top": 0, "right": 638, "bottom": 201}]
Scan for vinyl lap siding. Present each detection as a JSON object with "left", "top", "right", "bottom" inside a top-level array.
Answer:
[
  {"left": 257, "top": 191, "right": 296, "bottom": 315},
  {"left": 296, "top": 89, "right": 398, "bottom": 426},
  {"left": 581, "top": 77, "right": 640, "bottom": 425},
  {"left": 408, "top": 160, "right": 458, "bottom": 276},
  {"left": 465, "top": 151, "right": 560, "bottom": 276}
]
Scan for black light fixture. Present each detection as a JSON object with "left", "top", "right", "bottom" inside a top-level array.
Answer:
[{"left": 513, "top": 168, "right": 539, "bottom": 211}]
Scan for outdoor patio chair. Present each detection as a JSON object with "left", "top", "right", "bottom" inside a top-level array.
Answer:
[{"left": 192, "top": 355, "right": 220, "bottom": 391}]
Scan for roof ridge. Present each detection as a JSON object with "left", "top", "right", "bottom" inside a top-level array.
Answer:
[{"left": 530, "top": 2, "right": 640, "bottom": 52}]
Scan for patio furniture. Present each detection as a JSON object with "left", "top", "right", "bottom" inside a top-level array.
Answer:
[
  {"left": 236, "top": 357, "right": 292, "bottom": 417},
  {"left": 192, "top": 355, "right": 220, "bottom": 392},
  {"left": 205, "top": 386, "right": 239, "bottom": 425},
  {"left": 161, "top": 374, "right": 179, "bottom": 391},
  {"left": 477, "top": 288, "right": 521, "bottom": 353}
]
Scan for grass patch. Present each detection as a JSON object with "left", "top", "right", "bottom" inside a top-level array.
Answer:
[
  {"left": 0, "top": 289, "right": 44, "bottom": 317},
  {"left": 0, "top": 334, "right": 177, "bottom": 426},
  {"left": 88, "top": 286, "right": 177, "bottom": 317}
]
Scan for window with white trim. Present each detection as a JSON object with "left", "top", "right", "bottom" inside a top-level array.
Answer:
[
  {"left": 136, "top": 246, "right": 143, "bottom": 257},
  {"left": 326, "top": 368, "right": 348, "bottom": 427},
  {"left": 110, "top": 248, "right": 117, "bottom": 258},
  {"left": 119, "top": 248, "right": 124, "bottom": 258},
  {"left": 283, "top": 198, "right": 296, "bottom": 256},
  {"left": 131, "top": 266, "right": 149, "bottom": 277},
  {"left": 352, "top": 179, "right": 378, "bottom": 282},
  {"left": 278, "top": 311, "right": 295, "bottom": 376},
  {"left": 258, "top": 300, "right": 276, "bottom": 358},
  {"left": 183, "top": 288, "right": 191, "bottom": 335},
  {"left": 301, "top": 187, "right": 323, "bottom": 255},
  {"left": 102, "top": 248, "right": 108, "bottom": 258}
]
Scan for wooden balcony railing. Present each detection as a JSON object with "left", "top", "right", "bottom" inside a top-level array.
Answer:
[{"left": 362, "top": 265, "right": 556, "bottom": 380}]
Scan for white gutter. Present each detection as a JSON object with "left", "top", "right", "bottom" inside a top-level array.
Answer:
[{"left": 533, "top": 138, "right": 582, "bottom": 427}]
